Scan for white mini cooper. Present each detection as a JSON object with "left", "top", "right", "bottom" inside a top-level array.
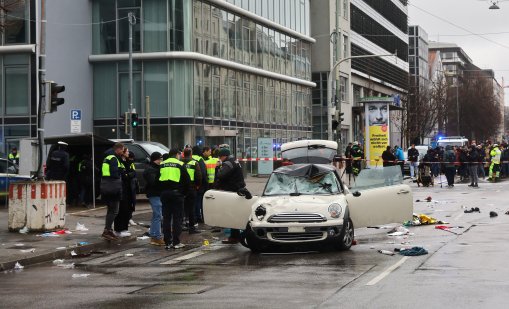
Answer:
[{"left": 204, "top": 140, "right": 413, "bottom": 252}]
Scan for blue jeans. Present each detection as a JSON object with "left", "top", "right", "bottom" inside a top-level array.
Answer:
[
  {"left": 149, "top": 196, "right": 162, "bottom": 239},
  {"left": 409, "top": 161, "right": 419, "bottom": 178}
]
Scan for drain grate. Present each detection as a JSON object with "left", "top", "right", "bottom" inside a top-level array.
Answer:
[{"left": 131, "top": 284, "right": 213, "bottom": 295}]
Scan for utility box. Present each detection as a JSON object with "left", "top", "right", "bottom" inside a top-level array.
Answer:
[
  {"left": 19, "top": 138, "right": 39, "bottom": 177},
  {"left": 8, "top": 181, "right": 66, "bottom": 232}
]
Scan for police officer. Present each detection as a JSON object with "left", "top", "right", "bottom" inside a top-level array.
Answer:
[
  {"left": 216, "top": 148, "right": 246, "bottom": 244},
  {"left": 351, "top": 141, "right": 364, "bottom": 176},
  {"left": 489, "top": 144, "right": 501, "bottom": 182},
  {"left": 114, "top": 148, "right": 136, "bottom": 237},
  {"left": 203, "top": 146, "right": 219, "bottom": 189},
  {"left": 78, "top": 153, "right": 94, "bottom": 207},
  {"left": 181, "top": 148, "right": 202, "bottom": 234},
  {"left": 8, "top": 147, "right": 20, "bottom": 166},
  {"left": 46, "top": 141, "right": 70, "bottom": 181},
  {"left": 159, "top": 148, "right": 190, "bottom": 249},
  {"left": 100, "top": 143, "right": 125, "bottom": 241},
  {"left": 191, "top": 146, "right": 208, "bottom": 223}
]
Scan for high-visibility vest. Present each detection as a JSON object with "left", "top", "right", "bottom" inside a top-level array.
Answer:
[
  {"left": 491, "top": 147, "right": 501, "bottom": 164},
  {"left": 159, "top": 157, "right": 183, "bottom": 182},
  {"left": 184, "top": 160, "right": 197, "bottom": 181},
  {"left": 8, "top": 153, "right": 19, "bottom": 160},
  {"left": 205, "top": 157, "right": 219, "bottom": 184},
  {"left": 192, "top": 155, "right": 203, "bottom": 163},
  {"left": 102, "top": 155, "right": 122, "bottom": 177}
]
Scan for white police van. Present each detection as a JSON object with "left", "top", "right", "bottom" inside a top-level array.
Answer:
[{"left": 437, "top": 136, "right": 469, "bottom": 148}]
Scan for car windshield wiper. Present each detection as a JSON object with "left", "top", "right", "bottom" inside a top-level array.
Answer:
[{"left": 289, "top": 192, "right": 301, "bottom": 196}]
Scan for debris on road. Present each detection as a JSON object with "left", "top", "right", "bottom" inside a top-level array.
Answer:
[
  {"left": 72, "top": 274, "right": 90, "bottom": 278},
  {"left": 387, "top": 226, "right": 410, "bottom": 236},
  {"left": 464, "top": 207, "right": 481, "bottom": 213},
  {"left": 19, "top": 226, "right": 29, "bottom": 234},
  {"left": 137, "top": 236, "right": 150, "bottom": 240},
  {"left": 75, "top": 222, "right": 89, "bottom": 231},
  {"left": 397, "top": 247, "right": 428, "bottom": 256},
  {"left": 125, "top": 253, "right": 134, "bottom": 257},
  {"left": 13, "top": 262, "right": 24, "bottom": 270},
  {"left": 53, "top": 259, "right": 65, "bottom": 265},
  {"left": 404, "top": 214, "right": 449, "bottom": 226},
  {"left": 490, "top": 211, "right": 498, "bottom": 218},
  {"left": 378, "top": 249, "right": 395, "bottom": 256},
  {"left": 20, "top": 248, "right": 35, "bottom": 253}
]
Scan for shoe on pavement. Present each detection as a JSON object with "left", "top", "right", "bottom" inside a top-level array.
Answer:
[
  {"left": 101, "top": 229, "right": 118, "bottom": 241},
  {"left": 129, "top": 219, "right": 137, "bottom": 226},
  {"left": 150, "top": 238, "right": 165, "bottom": 246},
  {"left": 221, "top": 238, "right": 240, "bottom": 244},
  {"left": 189, "top": 229, "right": 201, "bottom": 235},
  {"left": 164, "top": 244, "right": 172, "bottom": 250},
  {"left": 172, "top": 243, "right": 186, "bottom": 249},
  {"left": 119, "top": 230, "right": 131, "bottom": 237}
]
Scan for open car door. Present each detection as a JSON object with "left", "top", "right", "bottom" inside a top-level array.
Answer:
[
  {"left": 346, "top": 166, "right": 413, "bottom": 228},
  {"left": 203, "top": 190, "right": 258, "bottom": 229}
]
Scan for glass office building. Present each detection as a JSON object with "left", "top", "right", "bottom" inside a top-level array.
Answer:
[{"left": 91, "top": 0, "right": 314, "bottom": 157}]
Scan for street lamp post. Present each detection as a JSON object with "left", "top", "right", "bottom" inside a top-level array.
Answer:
[{"left": 326, "top": 53, "right": 397, "bottom": 145}]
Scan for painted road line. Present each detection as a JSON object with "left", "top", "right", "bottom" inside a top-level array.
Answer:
[
  {"left": 366, "top": 256, "right": 409, "bottom": 286},
  {"left": 160, "top": 245, "right": 223, "bottom": 265}
]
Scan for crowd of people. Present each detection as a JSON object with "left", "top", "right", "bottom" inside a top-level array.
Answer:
[
  {"left": 343, "top": 140, "right": 509, "bottom": 188},
  {"left": 100, "top": 143, "right": 248, "bottom": 250}
]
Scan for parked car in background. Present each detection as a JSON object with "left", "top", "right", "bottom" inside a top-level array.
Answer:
[
  {"left": 0, "top": 158, "right": 30, "bottom": 201},
  {"left": 403, "top": 145, "right": 430, "bottom": 175},
  {"left": 204, "top": 140, "right": 413, "bottom": 253},
  {"left": 122, "top": 141, "right": 169, "bottom": 193}
]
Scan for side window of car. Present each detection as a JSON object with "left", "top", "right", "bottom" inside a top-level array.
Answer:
[
  {"left": 0, "top": 160, "right": 6, "bottom": 173},
  {"left": 126, "top": 145, "right": 147, "bottom": 164}
]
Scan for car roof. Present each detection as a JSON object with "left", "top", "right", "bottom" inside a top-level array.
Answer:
[{"left": 273, "top": 163, "right": 336, "bottom": 178}]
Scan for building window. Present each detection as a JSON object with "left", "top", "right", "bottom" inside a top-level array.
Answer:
[
  {"left": 4, "top": 0, "right": 28, "bottom": 44},
  {"left": 343, "top": 35, "right": 349, "bottom": 58},
  {"left": 343, "top": 0, "right": 348, "bottom": 20},
  {"left": 340, "top": 76, "right": 347, "bottom": 102},
  {"left": 5, "top": 66, "right": 29, "bottom": 115}
]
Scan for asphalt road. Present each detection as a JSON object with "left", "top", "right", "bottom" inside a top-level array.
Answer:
[{"left": 1, "top": 177, "right": 508, "bottom": 309}]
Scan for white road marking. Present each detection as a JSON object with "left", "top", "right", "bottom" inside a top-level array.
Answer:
[
  {"left": 366, "top": 256, "right": 409, "bottom": 286},
  {"left": 160, "top": 245, "right": 222, "bottom": 265}
]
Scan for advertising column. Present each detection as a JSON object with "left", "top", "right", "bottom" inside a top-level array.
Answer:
[{"left": 365, "top": 100, "right": 391, "bottom": 168}]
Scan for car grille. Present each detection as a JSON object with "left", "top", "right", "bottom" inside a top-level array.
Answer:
[
  {"left": 268, "top": 213, "right": 327, "bottom": 223},
  {"left": 270, "top": 232, "right": 325, "bottom": 241}
]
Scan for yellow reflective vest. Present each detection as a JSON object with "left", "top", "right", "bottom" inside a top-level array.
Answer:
[
  {"left": 184, "top": 160, "right": 197, "bottom": 181},
  {"left": 491, "top": 147, "right": 501, "bottom": 164},
  {"left": 204, "top": 157, "right": 219, "bottom": 184},
  {"left": 102, "top": 155, "right": 122, "bottom": 177},
  {"left": 159, "top": 157, "right": 183, "bottom": 182}
]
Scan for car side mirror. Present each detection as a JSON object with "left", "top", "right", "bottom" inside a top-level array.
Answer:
[{"left": 352, "top": 191, "right": 361, "bottom": 197}]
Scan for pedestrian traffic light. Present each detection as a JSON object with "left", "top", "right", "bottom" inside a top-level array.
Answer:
[
  {"left": 131, "top": 112, "right": 139, "bottom": 128},
  {"left": 331, "top": 118, "right": 339, "bottom": 131},
  {"left": 339, "top": 112, "right": 344, "bottom": 122},
  {"left": 45, "top": 81, "right": 65, "bottom": 113}
]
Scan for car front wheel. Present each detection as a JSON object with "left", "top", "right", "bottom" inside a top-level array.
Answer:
[{"left": 336, "top": 217, "right": 354, "bottom": 251}]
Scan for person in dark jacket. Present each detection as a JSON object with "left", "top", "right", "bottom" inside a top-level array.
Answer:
[
  {"left": 216, "top": 148, "right": 247, "bottom": 244},
  {"left": 181, "top": 148, "right": 202, "bottom": 234},
  {"left": 407, "top": 144, "right": 419, "bottom": 180},
  {"left": 143, "top": 151, "right": 164, "bottom": 246},
  {"left": 78, "top": 153, "right": 95, "bottom": 207},
  {"left": 443, "top": 145, "right": 456, "bottom": 188},
  {"left": 159, "top": 148, "right": 191, "bottom": 249},
  {"left": 46, "top": 141, "right": 70, "bottom": 181},
  {"left": 113, "top": 147, "right": 136, "bottom": 237},
  {"left": 381, "top": 146, "right": 397, "bottom": 185},
  {"left": 467, "top": 145, "right": 479, "bottom": 188},
  {"left": 192, "top": 146, "right": 208, "bottom": 224},
  {"left": 100, "top": 142, "right": 125, "bottom": 240}
]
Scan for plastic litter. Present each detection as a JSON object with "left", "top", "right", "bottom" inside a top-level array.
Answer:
[
  {"left": 72, "top": 274, "right": 90, "bottom": 278},
  {"left": 14, "top": 262, "right": 24, "bottom": 270},
  {"left": 53, "top": 259, "right": 65, "bottom": 265},
  {"left": 125, "top": 253, "right": 134, "bottom": 257},
  {"left": 203, "top": 239, "right": 210, "bottom": 246},
  {"left": 57, "top": 263, "right": 75, "bottom": 269},
  {"left": 37, "top": 232, "right": 60, "bottom": 237},
  {"left": 77, "top": 242, "right": 90, "bottom": 246},
  {"left": 56, "top": 247, "right": 67, "bottom": 250},
  {"left": 20, "top": 248, "right": 35, "bottom": 253},
  {"left": 378, "top": 249, "right": 395, "bottom": 256},
  {"left": 387, "top": 226, "right": 410, "bottom": 234},
  {"left": 14, "top": 243, "right": 25, "bottom": 247},
  {"left": 19, "top": 226, "right": 29, "bottom": 234},
  {"left": 75, "top": 222, "right": 89, "bottom": 231},
  {"left": 137, "top": 236, "right": 150, "bottom": 240},
  {"left": 70, "top": 250, "right": 77, "bottom": 256}
]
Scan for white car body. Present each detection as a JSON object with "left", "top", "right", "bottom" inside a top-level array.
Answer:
[{"left": 204, "top": 140, "right": 413, "bottom": 252}]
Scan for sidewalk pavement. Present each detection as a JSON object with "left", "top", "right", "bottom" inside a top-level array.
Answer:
[{"left": 0, "top": 175, "right": 401, "bottom": 271}]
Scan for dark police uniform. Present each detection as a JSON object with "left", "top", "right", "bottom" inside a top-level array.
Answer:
[
  {"left": 159, "top": 157, "right": 190, "bottom": 247},
  {"left": 101, "top": 153, "right": 123, "bottom": 237}
]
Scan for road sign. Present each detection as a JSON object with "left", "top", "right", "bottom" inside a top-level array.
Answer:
[{"left": 70, "top": 109, "right": 81, "bottom": 133}]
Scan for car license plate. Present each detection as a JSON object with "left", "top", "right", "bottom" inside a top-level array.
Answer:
[{"left": 288, "top": 226, "right": 305, "bottom": 233}]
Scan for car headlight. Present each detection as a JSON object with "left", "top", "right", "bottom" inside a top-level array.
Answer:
[
  {"left": 328, "top": 203, "right": 342, "bottom": 219},
  {"left": 255, "top": 205, "right": 267, "bottom": 221}
]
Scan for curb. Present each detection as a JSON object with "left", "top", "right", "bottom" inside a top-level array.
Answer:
[{"left": 0, "top": 235, "right": 137, "bottom": 271}]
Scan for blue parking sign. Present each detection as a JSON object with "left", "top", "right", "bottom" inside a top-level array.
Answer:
[{"left": 71, "top": 109, "right": 82, "bottom": 120}]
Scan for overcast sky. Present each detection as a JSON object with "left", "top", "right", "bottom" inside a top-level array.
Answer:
[{"left": 408, "top": 0, "right": 509, "bottom": 105}]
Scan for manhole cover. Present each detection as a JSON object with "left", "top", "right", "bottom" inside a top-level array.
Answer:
[{"left": 133, "top": 284, "right": 212, "bottom": 295}]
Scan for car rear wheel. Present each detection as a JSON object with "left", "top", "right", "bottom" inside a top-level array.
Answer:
[{"left": 336, "top": 217, "right": 354, "bottom": 251}]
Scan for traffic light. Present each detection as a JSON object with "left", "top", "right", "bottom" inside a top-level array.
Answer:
[
  {"left": 131, "top": 112, "right": 139, "bottom": 128},
  {"left": 339, "top": 112, "right": 344, "bottom": 122},
  {"left": 331, "top": 117, "right": 339, "bottom": 131},
  {"left": 45, "top": 81, "right": 65, "bottom": 113}
]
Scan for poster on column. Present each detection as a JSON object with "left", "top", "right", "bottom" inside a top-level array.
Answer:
[{"left": 365, "top": 100, "right": 390, "bottom": 168}]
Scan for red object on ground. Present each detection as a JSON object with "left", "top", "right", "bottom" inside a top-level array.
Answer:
[{"left": 435, "top": 225, "right": 450, "bottom": 230}]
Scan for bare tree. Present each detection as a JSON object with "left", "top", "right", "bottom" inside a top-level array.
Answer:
[
  {"left": 0, "top": 0, "right": 25, "bottom": 33},
  {"left": 460, "top": 72, "right": 502, "bottom": 141}
]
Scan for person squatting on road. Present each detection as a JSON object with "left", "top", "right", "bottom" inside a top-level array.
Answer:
[
  {"left": 215, "top": 148, "right": 247, "bottom": 244},
  {"left": 143, "top": 151, "right": 165, "bottom": 246},
  {"left": 407, "top": 144, "right": 419, "bottom": 180},
  {"left": 100, "top": 143, "right": 125, "bottom": 241},
  {"left": 181, "top": 148, "right": 202, "bottom": 234},
  {"left": 159, "top": 148, "right": 190, "bottom": 250}
]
